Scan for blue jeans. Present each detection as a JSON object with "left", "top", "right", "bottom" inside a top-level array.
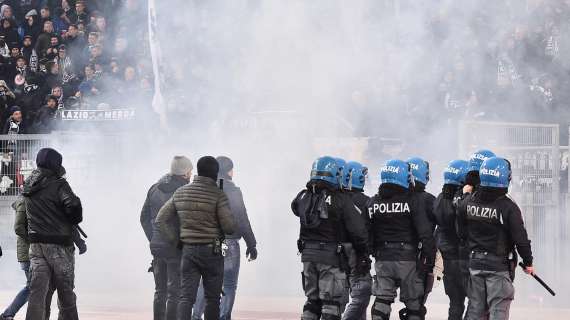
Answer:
[
  {"left": 192, "top": 240, "right": 241, "bottom": 320},
  {"left": 2, "top": 261, "right": 31, "bottom": 317}
]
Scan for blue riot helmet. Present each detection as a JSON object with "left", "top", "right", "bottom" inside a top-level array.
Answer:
[
  {"left": 479, "top": 157, "right": 512, "bottom": 188},
  {"left": 379, "top": 159, "right": 410, "bottom": 189},
  {"left": 468, "top": 149, "right": 496, "bottom": 172},
  {"left": 335, "top": 158, "right": 348, "bottom": 188},
  {"left": 345, "top": 161, "right": 368, "bottom": 190},
  {"left": 407, "top": 157, "right": 430, "bottom": 185},
  {"left": 310, "top": 156, "right": 339, "bottom": 186},
  {"left": 443, "top": 159, "right": 469, "bottom": 186}
]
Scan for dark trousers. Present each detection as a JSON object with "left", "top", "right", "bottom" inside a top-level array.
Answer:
[
  {"left": 153, "top": 256, "right": 181, "bottom": 320},
  {"left": 193, "top": 239, "right": 241, "bottom": 320},
  {"left": 465, "top": 269, "right": 514, "bottom": 320},
  {"left": 443, "top": 259, "right": 469, "bottom": 320},
  {"left": 371, "top": 260, "right": 424, "bottom": 320},
  {"left": 26, "top": 243, "right": 78, "bottom": 320},
  {"left": 301, "top": 262, "right": 349, "bottom": 320},
  {"left": 178, "top": 245, "right": 224, "bottom": 320}
]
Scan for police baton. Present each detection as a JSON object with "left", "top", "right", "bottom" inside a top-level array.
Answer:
[
  {"left": 518, "top": 262, "right": 555, "bottom": 296},
  {"left": 76, "top": 225, "right": 88, "bottom": 239}
]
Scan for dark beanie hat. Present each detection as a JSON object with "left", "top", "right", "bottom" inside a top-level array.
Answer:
[
  {"left": 36, "top": 148, "right": 62, "bottom": 172},
  {"left": 216, "top": 156, "right": 233, "bottom": 180},
  {"left": 9, "top": 106, "right": 21, "bottom": 114},
  {"left": 197, "top": 156, "right": 219, "bottom": 181}
]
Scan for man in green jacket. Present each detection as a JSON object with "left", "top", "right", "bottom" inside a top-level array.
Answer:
[{"left": 156, "top": 156, "right": 235, "bottom": 320}]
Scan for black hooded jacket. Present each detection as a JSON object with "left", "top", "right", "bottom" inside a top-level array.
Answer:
[
  {"left": 140, "top": 174, "right": 188, "bottom": 258},
  {"left": 23, "top": 168, "right": 83, "bottom": 246},
  {"left": 412, "top": 182, "right": 436, "bottom": 232},
  {"left": 433, "top": 184, "right": 466, "bottom": 259}
]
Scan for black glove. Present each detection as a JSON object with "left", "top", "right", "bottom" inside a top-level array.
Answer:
[
  {"left": 76, "top": 241, "right": 87, "bottom": 255},
  {"left": 246, "top": 246, "right": 258, "bottom": 261},
  {"left": 355, "top": 256, "right": 372, "bottom": 275}
]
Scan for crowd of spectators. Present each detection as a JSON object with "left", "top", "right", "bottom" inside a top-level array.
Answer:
[
  {"left": 0, "top": 0, "right": 149, "bottom": 134},
  {"left": 431, "top": 1, "right": 570, "bottom": 123},
  {"left": 346, "top": 0, "right": 570, "bottom": 137},
  {"left": 0, "top": 0, "right": 569, "bottom": 138}
]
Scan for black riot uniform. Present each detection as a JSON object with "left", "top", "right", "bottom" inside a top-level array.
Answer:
[
  {"left": 342, "top": 190, "right": 372, "bottom": 320},
  {"left": 457, "top": 187, "right": 533, "bottom": 320},
  {"left": 292, "top": 181, "right": 369, "bottom": 320},
  {"left": 411, "top": 182, "right": 436, "bottom": 233},
  {"left": 433, "top": 184, "right": 469, "bottom": 320},
  {"left": 368, "top": 184, "right": 436, "bottom": 320}
]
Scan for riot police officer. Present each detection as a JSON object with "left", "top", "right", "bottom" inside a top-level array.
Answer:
[
  {"left": 464, "top": 150, "right": 496, "bottom": 193},
  {"left": 407, "top": 157, "right": 436, "bottom": 231},
  {"left": 433, "top": 159, "right": 470, "bottom": 320},
  {"left": 405, "top": 157, "right": 436, "bottom": 318},
  {"left": 341, "top": 161, "right": 372, "bottom": 320},
  {"left": 457, "top": 157, "right": 534, "bottom": 320},
  {"left": 368, "top": 159, "right": 436, "bottom": 320},
  {"left": 292, "top": 156, "right": 369, "bottom": 320}
]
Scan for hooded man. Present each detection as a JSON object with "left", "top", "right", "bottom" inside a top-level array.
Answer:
[
  {"left": 21, "top": 35, "right": 38, "bottom": 72},
  {"left": 141, "top": 156, "right": 193, "bottom": 320},
  {"left": 23, "top": 148, "right": 83, "bottom": 320},
  {"left": 2, "top": 105, "right": 24, "bottom": 134}
]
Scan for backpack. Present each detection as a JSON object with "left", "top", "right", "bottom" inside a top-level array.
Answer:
[{"left": 291, "top": 188, "right": 330, "bottom": 229}]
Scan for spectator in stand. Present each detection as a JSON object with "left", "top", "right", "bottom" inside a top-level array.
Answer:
[
  {"left": 77, "top": 63, "right": 100, "bottom": 99},
  {"left": 15, "top": 74, "right": 44, "bottom": 124},
  {"left": 44, "top": 61, "right": 62, "bottom": 89},
  {"left": 3, "top": 106, "right": 25, "bottom": 134},
  {"left": 88, "top": 44, "right": 106, "bottom": 65},
  {"left": 51, "top": 86, "right": 65, "bottom": 108},
  {"left": 63, "top": 24, "right": 84, "bottom": 62},
  {"left": 0, "top": 36, "right": 9, "bottom": 58},
  {"left": 57, "top": 44, "right": 76, "bottom": 84},
  {"left": 69, "top": 1, "right": 88, "bottom": 25},
  {"left": 83, "top": 31, "right": 99, "bottom": 61},
  {"left": 39, "top": 6, "right": 51, "bottom": 25},
  {"left": 35, "top": 20, "right": 55, "bottom": 58},
  {"left": 1, "top": 19, "right": 20, "bottom": 48},
  {"left": 61, "top": 0, "right": 74, "bottom": 21},
  {"left": 0, "top": 5, "right": 15, "bottom": 23},
  {"left": 51, "top": 7, "right": 70, "bottom": 33},
  {"left": 9, "top": 46, "right": 20, "bottom": 61},
  {"left": 0, "top": 80, "right": 16, "bottom": 121},
  {"left": 33, "top": 95, "right": 58, "bottom": 133},
  {"left": 117, "top": 65, "right": 137, "bottom": 96},
  {"left": 12, "top": 56, "right": 30, "bottom": 79},
  {"left": 20, "top": 36, "right": 38, "bottom": 72},
  {"left": 18, "top": 1, "right": 40, "bottom": 22},
  {"left": 44, "top": 35, "right": 59, "bottom": 60},
  {"left": 22, "top": 10, "right": 41, "bottom": 44}
]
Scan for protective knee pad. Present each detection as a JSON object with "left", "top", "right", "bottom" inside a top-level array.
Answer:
[
  {"left": 321, "top": 300, "right": 342, "bottom": 320},
  {"left": 302, "top": 299, "right": 322, "bottom": 320},
  {"left": 371, "top": 298, "right": 392, "bottom": 320}
]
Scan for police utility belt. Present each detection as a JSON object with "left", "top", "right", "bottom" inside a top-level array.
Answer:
[
  {"left": 301, "top": 241, "right": 343, "bottom": 253},
  {"left": 375, "top": 242, "right": 418, "bottom": 261}
]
